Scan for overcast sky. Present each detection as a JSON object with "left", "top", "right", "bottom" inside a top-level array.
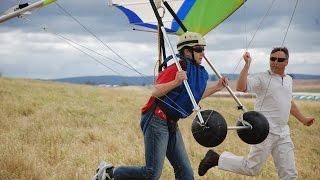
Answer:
[{"left": 0, "top": 0, "right": 319, "bottom": 79}]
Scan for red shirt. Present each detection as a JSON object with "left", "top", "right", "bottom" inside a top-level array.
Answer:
[{"left": 141, "top": 63, "right": 179, "bottom": 114}]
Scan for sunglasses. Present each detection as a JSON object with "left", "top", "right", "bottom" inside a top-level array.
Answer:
[
  {"left": 270, "top": 57, "right": 287, "bottom": 62},
  {"left": 193, "top": 47, "right": 205, "bottom": 53}
]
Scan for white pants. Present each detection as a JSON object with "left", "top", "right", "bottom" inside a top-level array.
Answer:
[{"left": 218, "top": 133, "right": 297, "bottom": 180}]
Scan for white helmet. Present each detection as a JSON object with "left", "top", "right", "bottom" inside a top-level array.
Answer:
[{"left": 177, "top": 32, "right": 206, "bottom": 50}]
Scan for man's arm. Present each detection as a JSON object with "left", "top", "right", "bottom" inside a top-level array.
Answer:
[
  {"left": 290, "top": 101, "right": 315, "bottom": 126},
  {"left": 151, "top": 71, "right": 187, "bottom": 97},
  {"left": 202, "top": 76, "right": 228, "bottom": 99},
  {"left": 236, "top": 52, "right": 252, "bottom": 92}
]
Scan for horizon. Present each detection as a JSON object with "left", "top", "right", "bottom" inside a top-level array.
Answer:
[
  {"left": 2, "top": 72, "right": 320, "bottom": 80},
  {"left": 49, "top": 72, "right": 320, "bottom": 79}
]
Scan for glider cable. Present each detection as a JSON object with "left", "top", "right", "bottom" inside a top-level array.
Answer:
[
  {"left": 54, "top": 2, "right": 143, "bottom": 77},
  {"left": 46, "top": 30, "right": 136, "bottom": 72},
  {"left": 45, "top": 27, "right": 189, "bottom": 116},
  {"left": 232, "top": 0, "right": 276, "bottom": 73},
  {"left": 43, "top": 27, "right": 121, "bottom": 75},
  {"left": 281, "top": 0, "right": 299, "bottom": 46},
  {"left": 53, "top": 2, "right": 190, "bottom": 117}
]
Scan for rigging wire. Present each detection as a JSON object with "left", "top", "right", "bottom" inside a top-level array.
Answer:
[
  {"left": 232, "top": 0, "right": 276, "bottom": 74},
  {"left": 47, "top": 28, "right": 189, "bottom": 116},
  {"left": 43, "top": 27, "right": 121, "bottom": 75},
  {"left": 242, "top": 2, "right": 255, "bottom": 100},
  {"left": 44, "top": 27, "right": 189, "bottom": 117},
  {"left": 50, "top": 1, "right": 246, "bottom": 120},
  {"left": 281, "top": 0, "right": 299, "bottom": 46},
  {"left": 51, "top": 2, "right": 190, "bottom": 117},
  {"left": 4, "top": 0, "right": 189, "bottom": 118},
  {"left": 52, "top": 2, "right": 150, "bottom": 76},
  {"left": 226, "top": 0, "right": 276, "bottom": 113},
  {"left": 46, "top": 31, "right": 137, "bottom": 72},
  {"left": 227, "top": 0, "right": 297, "bottom": 114},
  {"left": 214, "top": 0, "right": 276, "bottom": 115},
  {"left": 54, "top": 2, "right": 144, "bottom": 77}
]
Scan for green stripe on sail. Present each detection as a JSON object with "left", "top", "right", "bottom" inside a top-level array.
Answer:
[
  {"left": 177, "top": 0, "right": 245, "bottom": 35},
  {"left": 42, "top": 0, "right": 57, "bottom": 6}
]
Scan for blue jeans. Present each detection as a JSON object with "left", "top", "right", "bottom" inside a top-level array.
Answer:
[{"left": 113, "top": 113, "right": 194, "bottom": 180}]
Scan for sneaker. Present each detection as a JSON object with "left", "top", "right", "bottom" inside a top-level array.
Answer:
[
  {"left": 198, "top": 149, "right": 220, "bottom": 176},
  {"left": 92, "top": 161, "right": 114, "bottom": 180}
]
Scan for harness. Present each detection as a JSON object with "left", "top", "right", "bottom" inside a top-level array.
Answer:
[
  {"left": 157, "top": 56, "right": 208, "bottom": 121},
  {"left": 141, "top": 56, "right": 208, "bottom": 134}
]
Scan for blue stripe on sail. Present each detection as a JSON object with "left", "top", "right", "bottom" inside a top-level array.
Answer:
[
  {"left": 115, "top": 5, "right": 143, "bottom": 24},
  {"left": 171, "top": 0, "right": 196, "bottom": 32},
  {"left": 136, "top": 23, "right": 175, "bottom": 33},
  {"left": 115, "top": 5, "right": 175, "bottom": 33}
]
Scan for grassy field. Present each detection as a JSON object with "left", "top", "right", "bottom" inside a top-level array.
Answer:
[
  {"left": 292, "top": 80, "right": 320, "bottom": 93},
  {"left": 0, "top": 77, "right": 319, "bottom": 180}
]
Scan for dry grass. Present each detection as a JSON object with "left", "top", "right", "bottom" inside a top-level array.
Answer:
[
  {"left": 292, "top": 80, "right": 320, "bottom": 93},
  {"left": 0, "top": 77, "right": 319, "bottom": 180}
]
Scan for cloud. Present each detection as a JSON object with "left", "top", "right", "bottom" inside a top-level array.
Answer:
[{"left": 0, "top": 0, "right": 319, "bottom": 79}]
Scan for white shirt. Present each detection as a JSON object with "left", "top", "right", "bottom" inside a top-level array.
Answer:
[{"left": 246, "top": 70, "right": 293, "bottom": 135}]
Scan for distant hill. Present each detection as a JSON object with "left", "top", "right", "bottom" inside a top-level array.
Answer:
[
  {"left": 51, "top": 75, "right": 154, "bottom": 86},
  {"left": 287, "top": 74, "right": 320, "bottom": 80},
  {"left": 50, "top": 73, "right": 320, "bottom": 86}
]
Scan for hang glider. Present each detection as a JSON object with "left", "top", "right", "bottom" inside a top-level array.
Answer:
[
  {"left": 0, "top": 0, "right": 57, "bottom": 24},
  {"left": 108, "top": 0, "right": 246, "bottom": 36}
]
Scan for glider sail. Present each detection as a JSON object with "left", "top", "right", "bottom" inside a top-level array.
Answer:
[{"left": 109, "top": 0, "right": 246, "bottom": 36}]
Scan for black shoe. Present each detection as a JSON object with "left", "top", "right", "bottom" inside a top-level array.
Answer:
[{"left": 198, "top": 149, "right": 220, "bottom": 176}]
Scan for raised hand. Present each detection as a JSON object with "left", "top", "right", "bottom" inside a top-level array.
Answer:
[{"left": 243, "top": 52, "right": 252, "bottom": 64}]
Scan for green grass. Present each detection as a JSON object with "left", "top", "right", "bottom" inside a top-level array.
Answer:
[{"left": 0, "top": 77, "right": 319, "bottom": 179}]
